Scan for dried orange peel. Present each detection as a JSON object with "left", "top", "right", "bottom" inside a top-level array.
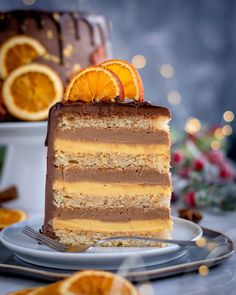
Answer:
[
  {"left": 59, "top": 270, "right": 138, "bottom": 295},
  {"left": 25, "top": 282, "right": 62, "bottom": 295},
  {"left": 9, "top": 270, "right": 139, "bottom": 295},
  {"left": 0, "top": 35, "right": 46, "bottom": 79},
  {"left": 7, "top": 287, "right": 37, "bottom": 295},
  {"left": 100, "top": 59, "right": 144, "bottom": 101},
  {"left": 2, "top": 63, "right": 63, "bottom": 121},
  {"left": 65, "top": 66, "right": 124, "bottom": 102},
  {"left": 0, "top": 208, "right": 27, "bottom": 229}
]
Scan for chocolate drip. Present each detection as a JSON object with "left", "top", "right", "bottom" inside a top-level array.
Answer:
[
  {"left": 39, "top": 13, "right": 47, "bottom": 29},
  {"left": 80, "top": 16, "right": 96, "bottom": 46},
  {"left": 16, "top": 12, "right": 27, "bottom": 34},
  {"left": 71, "top": 12, "right": 81, "bottom": 40},
  {"left": 97, "top": 22, "right": 107, "bottom": 44},
  {"left": 0, "top": 13, "right": 9, "bottom": 32},
  {"left": 54, "top": 12, "right": 64, "bottom": 65}
]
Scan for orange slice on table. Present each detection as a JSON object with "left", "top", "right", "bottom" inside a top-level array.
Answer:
[
  {"left": 59, "top": 270, "right": 139, "bottom": 295},
  {"left": 0, "top": 35, "right": 46, "bottom": 79},
  {"left": 9, "top": 271, "right": 138, "bottom": 295},
  {"left": 2, "top": 63, "right": 63, "bottom": 121},
  {"left": 0, "top": 208, "right": 27, "bottom": 230},
  {"left": 7, "top": 287, "right": 37, "bottom": 295},
  {"left": 25, "top": 282, "right": 62, "bottom": 295},
  {"left": 65, "top": 66, "right": 124, "bottom": 102},
  {"left": 100, "top": 59, "right": 144, "bottom": 101}
]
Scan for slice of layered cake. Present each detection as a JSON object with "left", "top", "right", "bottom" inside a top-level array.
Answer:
[{"left": 43, "top": 60, "right": 172, "bottom": 246}]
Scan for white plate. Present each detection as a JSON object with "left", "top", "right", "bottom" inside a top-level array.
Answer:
[{"left": 0, "top": 217, "right": 202, "bottom": 270}]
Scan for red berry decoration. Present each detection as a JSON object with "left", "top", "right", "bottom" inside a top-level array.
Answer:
[
  {"left": 194, "top": 159, "right": 204, "bottom": 171},
  {"left": 172, "top": 150, "right": 184, "bottom": 165},
  {"left": 179, "top": 167, "right": 191, "bottom": 178},
  {"left": 185, "top": 191, "right": 196, "bottom": 207},
  {"left": 219, "top": 165, "right": 234, "bottom": 180},
  {"left": 207, "top": 150, "right": 224, "bottom": 166}
]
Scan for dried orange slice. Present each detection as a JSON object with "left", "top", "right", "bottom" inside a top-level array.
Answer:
[
  {"left": 7, "top": 287, "right": 37, "bottom": 295},
  {"left": 26, "top": 282, "right": 62, "bottom": 295},
  {"left": 2, "top": 63, "right": 63, "bottom": 121},
  {"left": 59, "top": 270, "right": 138, "bottom": 295},
  {"left": 11, "top": 271, "right": 138, "bottom": 295},
  {"left": 0, "top": 36, "right": 46, "bottom": 79},
  {"left": 100, "top": 59, "right": 144, "bottom": 101},
  {"left": 65, "top": 66, "right": 124, "bottom": 102},
  {"left": 0, "top": 208, "right": 27, "bottom": 229}
]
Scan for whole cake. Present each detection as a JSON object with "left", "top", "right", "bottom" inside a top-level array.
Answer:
[
  {"left": 0, "top": 10, "right": 110, "bottom": 121},
  {"left": 43, "top": 60, "right": 172, "bottom": 247}
]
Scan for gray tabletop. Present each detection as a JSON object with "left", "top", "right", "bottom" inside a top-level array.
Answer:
[{"left": 0, "top": 208, "right": 235, "bottom": 295}]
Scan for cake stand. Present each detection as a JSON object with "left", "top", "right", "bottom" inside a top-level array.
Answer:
[{"left": 0, "top": 122, "right": 47, "bottom": 213}]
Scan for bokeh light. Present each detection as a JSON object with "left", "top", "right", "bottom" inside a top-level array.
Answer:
[
  {"left": 185, "top": 117, "right": 201, "bottom": 134},
  {"left": 160, "top": 64, "right": 175, "bottom": 78},
  {"left": 138, "top": 283, "right": 155, "bottom": 295},
  {"left": 167, "top": 91, "right": 181, "bottom": 105},
  {"left": 196, "top": 237, "right": 206, "bottom": 248},
  {"left": 223, "top": 110, "right": 234, "bottom": 122},
  {"left": 222, "top": 125, "right": 233, "bottom": 136},
  {"left": 211, "top": 140, "right": 221, "bottom": 150},
  {"left": 198, "top": 265, "right": 209, "bottom": 276},
  {"left": 214, "top": 128, "right": 224, "bottom": 140},
  {"left": 132, "top": 55, "right": 146, "bottom": 69}
]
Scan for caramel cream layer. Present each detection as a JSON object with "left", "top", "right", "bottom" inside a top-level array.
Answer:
[
  {"left": 55, "top": 128, "right": 169, "bottom": 145},
  {"left": 53, "top": 181, "right": 172, "bottom": 195},
  {"left": 54, "top": 167, "right": 171, "bottom": 185},
  {"left": 53, "top": 207, "right": 170, "bottom": 221},
  {"left": 52, "top": 218, "right": 173, "bottom": 233},
  {"left": 54, "top": 139, "right": 169, "bottom": 155}
]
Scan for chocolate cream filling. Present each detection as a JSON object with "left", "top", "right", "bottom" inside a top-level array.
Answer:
[
  {"left": 53, "top": 207, "right": 171, "bottom": 222},
  {"left": 54, "top": 167, "right": 171, "bottom": 185},
  {"left": 55, "top": 128, "right": 169, "bottom": 144}
]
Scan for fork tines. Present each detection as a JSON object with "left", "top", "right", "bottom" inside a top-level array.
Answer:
[{"left": 22, "top": 225, "right": 66, "bottom": 252}]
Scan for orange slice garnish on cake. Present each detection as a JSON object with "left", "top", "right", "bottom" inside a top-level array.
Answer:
[
  {"left": 65, "top": 66, "right": 124, "bottom": 102},
  {"left": 2, "top": 63, "right": 63, "bottom": 121},
  {"left": 0, "top": 208, "right": 27, "bottom": 229},
  {"left": 100, "top": 59, "right": 144, "bottom": 101},
  {"left": 59, "top": 270, "right": 138, "bottom": 295},
  {"left": 0, "top": 36, "right": 46, "bottom": 79}
]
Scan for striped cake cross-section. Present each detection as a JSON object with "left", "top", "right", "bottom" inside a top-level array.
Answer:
[{"left": 43, "top": 101, "right": 172, "bottom": 247}]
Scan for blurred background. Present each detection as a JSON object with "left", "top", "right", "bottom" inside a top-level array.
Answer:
[{"left": 0, "top": 0, "right": 235, "bottom": 142}]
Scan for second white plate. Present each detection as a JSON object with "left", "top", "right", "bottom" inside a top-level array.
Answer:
[{"left": 0, "top": 217, "right": 202, "bottom": 270}]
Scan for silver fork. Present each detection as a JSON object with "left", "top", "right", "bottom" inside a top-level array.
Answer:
[{"left": 22, "top": 225, "right": 201, "bottom": 252}]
